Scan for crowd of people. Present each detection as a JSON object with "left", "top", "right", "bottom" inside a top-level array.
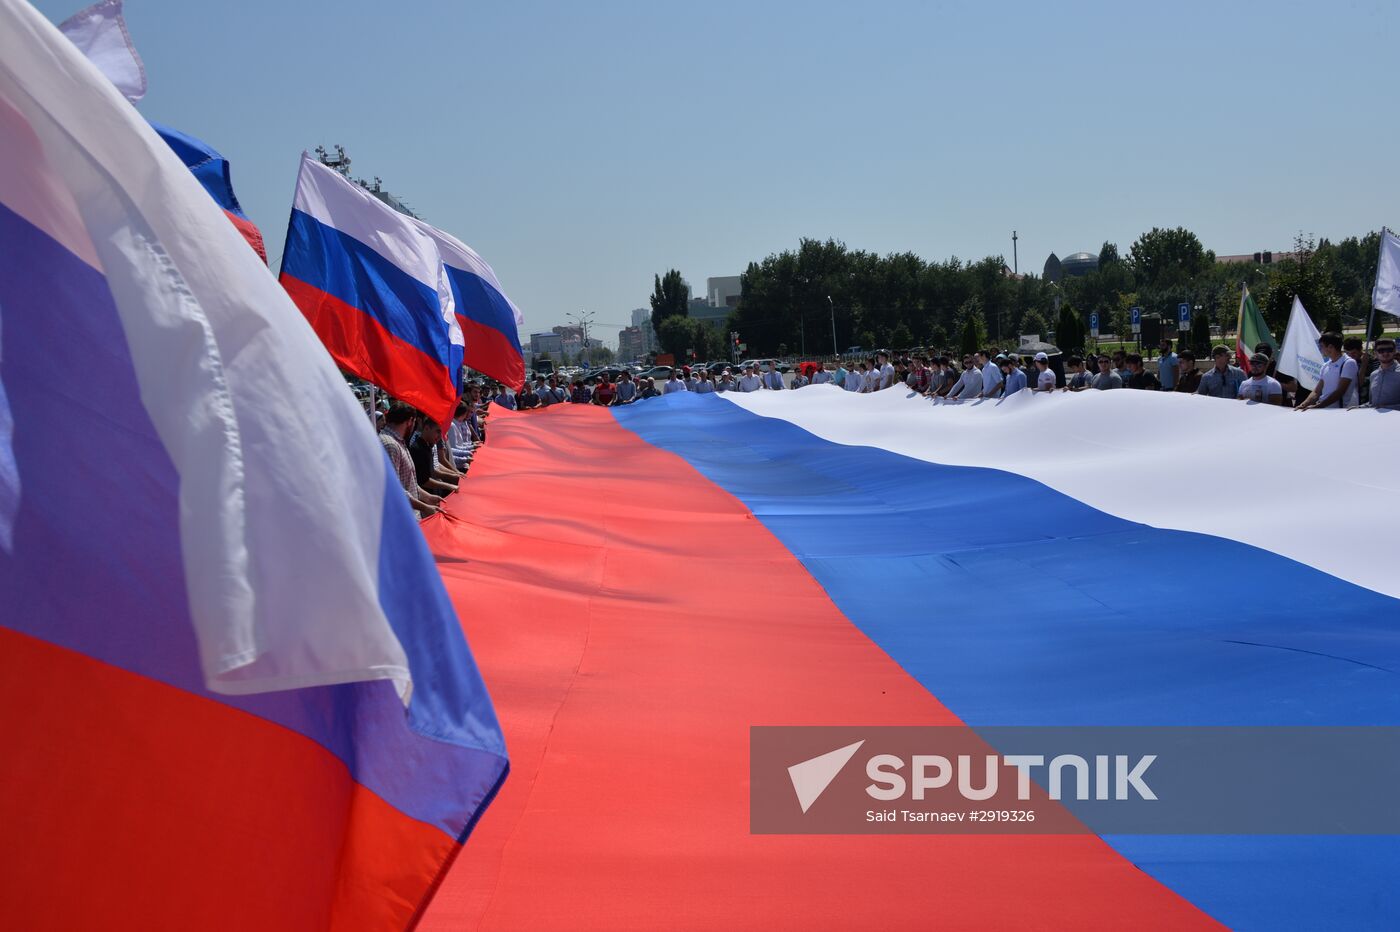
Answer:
[
  {"left": 365, "top": 333, "right": 1395, "bottom": 516},
  {"left": 511, "top": 333, "right": 1399, "bottom": 412},
  {"left": 369, "top": 381, "right": 494, "bottom": 517}
]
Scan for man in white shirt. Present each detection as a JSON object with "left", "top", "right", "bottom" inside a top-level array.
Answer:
[
  {"left": 1238, "top": 353, "right": 1283, "bottom": 404},
  {"left": 738, "top": 365, "right": 763, "bottom": 392},
  {"left": 844, "top": 364, "right": 864, "bottom": 393},
  {"left": 693, "top": 370, "right": 716, "bottom": 394},
  {"left": 876, "top": 352, "right": 896, "bottom": 390},
  {"left": 978, "top": 351, "right": 1004, "bottom": 398},
  {"left": 1032, "top": 352, "right": 1056, "bottom": 392},
  {"left": 663, "top": 371, "right": 688, "bottom": 394},
  {"left": 811, "top": 362, "right": 833, "bottom": 384},
  {"left": 1298, "top": 332, "right": 1358, "bottom": 410},
  {"left": 945, "top": 356, "right": 981, "bottom": 400},
  {"left": 762, "top": 362, "right": 784, "bottom": 390}
]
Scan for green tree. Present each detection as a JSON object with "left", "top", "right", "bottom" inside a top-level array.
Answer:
[
  {"left": 1019, "top": 310, "right": 1049, "bottom": 340},
  {"left": 692, "top": 321, "right": 722, "bottom": 361},
  {"left": 958, "top": 300, "right": 987, "bottom": 356},
  {"left": 1128, "top": 227, "right": 1213, "bottom": 291},
  {"left": 928, "top": 324, "right": 949, "bottom": 351},
  {"left": 1259, "top": 234, "right": 1340, "bottom": 336},
  {"left": 890, "top": 322, "right": 914, "bottom": 349},
  {"left": 655, "top": 314, "right": 694, "bottom": 360},
  {"left": 650, "top": 270, "right": 690, "bottom": 325},
  {"left": 584, "top": 345, "right": 615, "bottom": 366},
  {"left": 1056, "top": 304, "right": 1084, "bottom": 352},
  {"left": 1098, "top": 242, "right": 1120, "bottom": 267}
]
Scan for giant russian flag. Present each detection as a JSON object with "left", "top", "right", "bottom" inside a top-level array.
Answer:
[
  {"left": 280, "top": 153, "right": 464, "bottom": 426},
  {"left": 411, "top": 216, "right": 526, "bottom": 390},
  {"left": 414, "top": 386, "right": 1400, "bottom": 930},
  {"left": 0, "top": 1, "right": 506, "bottom": 927}
]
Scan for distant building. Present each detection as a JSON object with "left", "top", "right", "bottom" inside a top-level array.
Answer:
[
  {"left": 1044, "top": 251, "right": 1098, "bottom": 280},
  {"left": 630, "top": 307, "right": 651, "bottom": 327},
  {"left": 529, "top": 331, "right": 562, "bottom": 357},
  {"left": 1216, "top": 251, "right": 1298, "bottom": 265},
  {"left": 1060, "top": 252, "right": 1099, "bottom": 277},
  {"left": 707, "top": 275, "right": 742, "bottom": 309},
  {"left": 689, "top": 297, "right": 730, "bottom": 331},
  {"left": 618, "top": 326, "right": 646, "bottom": 360}
]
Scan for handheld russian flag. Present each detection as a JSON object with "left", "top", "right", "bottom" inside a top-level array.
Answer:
[
  {"left": 412, "top": 217, "right": 526, "bottom": 389},
  {"left": 0, "top": 0, "right": 506, "bottom": 927},
  {"left": 152, "top": 121, "right": 268, "bottom": 262},
  {"left": 280, "top": 153, "right": 463, "bottom": 427}
]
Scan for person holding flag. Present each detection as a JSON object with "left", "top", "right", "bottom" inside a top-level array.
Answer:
[
  {"left": 1296, "top": 332, "right": 1358, "bottom": 410},
  {"left": 1235, "top": 282, "right": 1277, "bottom": 369}
]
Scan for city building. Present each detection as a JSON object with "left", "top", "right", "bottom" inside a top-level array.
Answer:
[
  {"left": 707, "top": 275, "right": 742, "bottom": 309},
  {"left": 618, "top": 326, "right": 646, "bottom": 361},
  {"left": 1216, "top": 251, "right": 1298, "bottom": 265},
  {"left": 529, "top": 331, "right": 562, "bottom": 357},
  {"left": 688, "top": 297, "right": 731, "bottom": 332}
]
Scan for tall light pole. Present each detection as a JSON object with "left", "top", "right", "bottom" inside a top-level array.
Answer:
[
  {"left": 1012, "top": 231, "right": 1019, "bottom": 276},
  {"left": 567, "top": 310, "right": 595, "bottom": 364},
  {"left": 828, "top": 296, "right": 837, "bottom": 357}
]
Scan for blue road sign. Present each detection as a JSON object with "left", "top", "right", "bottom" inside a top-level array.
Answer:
[
  {"left": 1130, "top": 306, "right": 1142, "bottom": 332},
  {"left": 1089, "top": 312, "right": 1100, "bottom": 335},
  {"left": 1178, "top": 302, "right": 1192, "bottom": 332}
]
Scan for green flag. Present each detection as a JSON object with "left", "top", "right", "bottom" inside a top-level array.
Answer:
[{"left": 1236, "top": 284, "right": 1276, "bottom": 368}]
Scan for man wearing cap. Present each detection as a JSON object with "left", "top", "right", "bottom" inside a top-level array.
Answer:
[
  {"left": 1089, "top": 355, "right": 1123, "bottom": 390},
  {"left": 1237, "top": 353, "right": 1283, "bottom": 404},
  {"left": 715, "top": 369, "right": 736, "bottom": 393},
  {"left": 977, "top": 350, "right": 1004, "bottom": 399},
  {"left": 1366, "top": 338, "right": 1399, "bottom": 409},
  {"left": 1197, "top": 346, "right": 1246, "bottom": 399},
  {"left": 1031, "top": 352, "right": 1056, "bottom": 392}
]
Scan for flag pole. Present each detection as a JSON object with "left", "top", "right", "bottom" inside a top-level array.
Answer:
[{"left": 1367, "top": 227, "right": 1386, "bottom": 350}]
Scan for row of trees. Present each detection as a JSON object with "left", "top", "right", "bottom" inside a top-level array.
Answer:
[{"left": 652, "top": 228, "right": 1385, "bottom": 359}]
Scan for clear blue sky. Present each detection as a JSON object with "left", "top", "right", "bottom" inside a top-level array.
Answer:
[{"left": 36, "top": 0, "right": 1399, "bottom": 345}]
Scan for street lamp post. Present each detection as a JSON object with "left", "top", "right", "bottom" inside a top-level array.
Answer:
[
  {"left": 567, "top": 310, "right": 595, "bottom": 365},
  {"left": 828, "top": 296, "right": 837, "bottom": 357}
]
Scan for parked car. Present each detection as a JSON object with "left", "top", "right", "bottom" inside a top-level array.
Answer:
[{"left": 638, "top": 365, "right": 673, "bottom": 380}]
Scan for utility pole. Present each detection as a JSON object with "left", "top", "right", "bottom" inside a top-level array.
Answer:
[
  {"left": 1012, "top": 231, "right": 1018, "bottom": 276},
  {"left": 567, "top": 310, "right": 595, "bottom": 364},
  {"left": 828, "top": 296, "right": 837, "bottom": 357}
]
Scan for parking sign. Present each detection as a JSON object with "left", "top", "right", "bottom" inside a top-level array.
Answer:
[
  {"left": 1177, "top": 302, "right": 1191, "bottom": 333},
  {"left": 1089, "top": 312, "right": 1099, "bottom": 337},
  {"left": 1130, "top": 306, "right": 1142, "bottom": 334}
]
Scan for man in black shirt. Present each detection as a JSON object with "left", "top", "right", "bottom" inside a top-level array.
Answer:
[
  {"left": 409, "top": 418, "right": 458, "bottom": 497},
  {"left": 1124, "top": 353, "right": 1160, "bottom": 390}
]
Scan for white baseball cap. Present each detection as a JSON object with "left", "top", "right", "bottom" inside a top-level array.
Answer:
[{"left": 1034, "top": 352, "right": 1048, "bottom": 362}]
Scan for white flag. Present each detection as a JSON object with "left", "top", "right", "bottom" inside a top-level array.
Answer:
[
  {"left": 58, "top": 0, "right": 145, "bottom": 101},
  {"left": 1374, "top": 228, "right": 1400, "bottom": 317},
  {"left": 1277, "top": 296, "right": 1325, "bottom": 391}
]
